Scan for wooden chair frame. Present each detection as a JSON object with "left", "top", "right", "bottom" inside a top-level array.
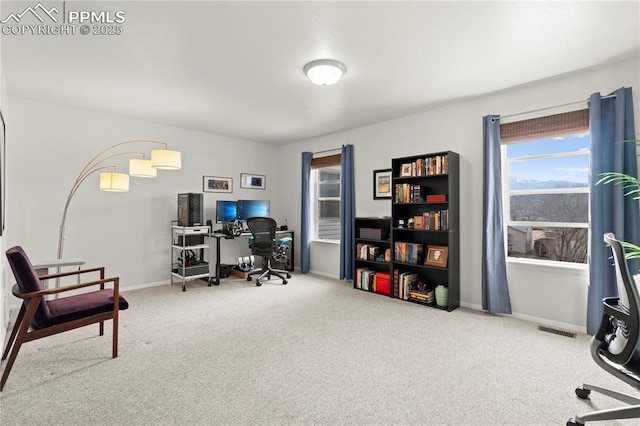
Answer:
[{"left": 1, "top": 267, "right": 121, "bottom": 391}]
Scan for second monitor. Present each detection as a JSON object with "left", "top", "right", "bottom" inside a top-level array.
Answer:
[
  {"left": 215, "top": 199, "right": 271, "bottom": 222},
  {"left": 237, "top": 199, "right": 270, "bottom": 221}
]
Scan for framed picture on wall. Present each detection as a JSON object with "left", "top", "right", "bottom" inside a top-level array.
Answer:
[
  {"left": 373, "top": 168, "right": 392, "bottom": 199},
  {"left": 203, "top": 176, "right": 233, "bottom": 193},
  {"left": 240, "top": 173, "right": 266, "bottom": 189}
]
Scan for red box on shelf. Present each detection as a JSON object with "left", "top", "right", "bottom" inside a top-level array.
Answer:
[{"left": 375, "top": 272, "right": 391, "bottom": 295}]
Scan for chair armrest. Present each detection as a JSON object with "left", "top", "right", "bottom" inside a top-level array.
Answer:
[
  {"left": 38, "top": 266, "right": 105, "bottom": 281},
  {"left": 12, "top": 276, "right": 120, "bottom": 299}
]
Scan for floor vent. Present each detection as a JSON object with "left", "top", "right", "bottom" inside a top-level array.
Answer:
[{"left": 538, "top": 325, "right": 576, "bottom": 338}]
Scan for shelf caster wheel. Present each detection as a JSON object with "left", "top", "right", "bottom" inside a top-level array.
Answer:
[
  {"left": 182, "top": 287, "right": 186, "bottom": 292},
  {"left": 256, "top": 280, "right": 262, "bottom": 286},
  {"left": 282, "top": 280, "right": 288, "bottom": 285},
  {"left": 286, "top": 273, "right": 291, "bottom": 279},
  {"left": 575, "top": 387, "right": 591, "bottom": 400},
  {"left": 247, "top": 276, "right": 252, "bottom": 282},
  {"left": 567, "top": 418, "right": 584, "bottom": 426}
]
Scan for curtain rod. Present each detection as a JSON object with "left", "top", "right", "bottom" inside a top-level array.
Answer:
[
  {"left": 500, "top": 93, "right": 616, "bottom": 120},
  {"left": 313, "top": 147, "right": 341, "bottom": 155}
]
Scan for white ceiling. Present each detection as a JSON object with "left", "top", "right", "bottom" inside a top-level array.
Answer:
[{"left": 2, "top": 1, "right": 639, "bottom": 145}]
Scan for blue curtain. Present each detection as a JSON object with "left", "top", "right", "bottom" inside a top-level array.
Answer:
[
  {"left": 340, "top": 144, "right": 355, "bottom": 281},
  {"left": 482, "top": 115, "right": 512, "bottom": 314},
  {"left": 587, "top": 87, "right": 639, "bottom": 334},
  {"left": 300, "top": 152, "right": 313, "bottom": 273}
]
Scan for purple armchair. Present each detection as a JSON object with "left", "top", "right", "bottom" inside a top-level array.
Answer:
[{"left": 1, "top": 246, "right": 129, "bottom": 390}]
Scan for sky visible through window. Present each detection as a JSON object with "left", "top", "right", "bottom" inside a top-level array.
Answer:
[{"left": 508, "top": 134, "right": 589, "bottom": 187}]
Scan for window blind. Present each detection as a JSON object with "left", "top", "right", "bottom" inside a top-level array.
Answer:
[
  {"left": 311, "top": 153, "right": 341, "bottom": 168},
  {"left": 500, "top": 109, "right": 589, "bottom": 144}
]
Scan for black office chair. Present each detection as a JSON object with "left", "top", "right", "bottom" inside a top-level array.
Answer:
[
  {"left": 246, "top": 217, "right": 291, "bottom": 286},
  {"left": 568, "top": 233, "right": 640, "bottom": 425}
]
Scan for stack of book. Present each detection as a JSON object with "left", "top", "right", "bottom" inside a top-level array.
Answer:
[
  {"left": 355, "top": 268, "right": 390, "bottom": 294},
  {"left": 356, "top": 243, "right": 381, "bottom": 261},
  {"left": 422, "top": 209, "right": 449, "bottom": 230},
  {"left": 394, "top": 242, "right": 423, "bottom": 264},
  {"left": 394, "top": 184, "right": 425, "bottom": 203},
  {"left": 408, "top": 289, "right": 434, "bottom": 304}
]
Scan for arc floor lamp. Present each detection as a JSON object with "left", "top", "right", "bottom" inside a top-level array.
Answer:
[{"left": 57, "top": 140, "right": 181, "bottom": 260}]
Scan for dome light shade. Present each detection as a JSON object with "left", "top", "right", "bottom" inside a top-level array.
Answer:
[
  {"left": 100, "top": 172, "right": 130, "bottom": 192},
  {"left": 303, "top": 59, "right": 346, "bottom": 86},
  {"left": 129, "top": 159, "right": 157, "bottom": 177},
  {"left": 151, "top": 149, "right": 181, "bottom": 170}
]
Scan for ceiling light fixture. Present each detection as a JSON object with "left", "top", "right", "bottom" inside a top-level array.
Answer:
[{"left": 303, "top": 59, "right": 346, "bottom": 86}]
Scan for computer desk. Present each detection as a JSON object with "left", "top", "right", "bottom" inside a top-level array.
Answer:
[{"left": 208, "top": 229, "right": 295, "bottom": 286}]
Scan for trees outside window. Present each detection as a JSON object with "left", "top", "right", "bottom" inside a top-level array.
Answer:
[{"left": 502, "top": 109, "right": 589, "bottom": 264}]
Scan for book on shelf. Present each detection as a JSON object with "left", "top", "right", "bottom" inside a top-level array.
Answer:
[
  {"left": 394, "top": 242, "right": 423, "bottom": 264},
  {"left": 356, "top": 268, "right": 392, "bottom": 293},
  {"left": 356, "top": 243, "right": 384, "bottom": 261},
  {"left": 422, "top": 209, "right": 449, "bottom": 230},
  {"left": 408, "top": 290, "right": 434, "bottom": 304},
  {"left": 398, "top": 153, "right": 449, "bottom": 177},
  {"left": 393, "top": 269, "right": 400, "bottom": 298},
  {"left": 394, "top": 183, "right": 425, "bottom": 203}
]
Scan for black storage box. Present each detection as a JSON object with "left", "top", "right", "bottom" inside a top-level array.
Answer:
[
  {"left": 219, "top": 264, "right": 232, "bottom": 278},
  {"left": 177, "top": 235, "right": 205, "bottom": 246},
  {"left": 173, "top": 262, "right": 209, "bottom": 277},
  {"left": 359, "top": 227, "right": 389, "bottom": 240}
]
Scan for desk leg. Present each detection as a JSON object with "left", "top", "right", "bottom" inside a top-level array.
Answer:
[
  {"left": 213, "top": 237, "right": 221, "bottom": 285},
  {"left": 289, "top": 231, "right": 294, "bottom": 272}
]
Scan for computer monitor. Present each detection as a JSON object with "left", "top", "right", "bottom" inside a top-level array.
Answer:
[
  {"left": 215, "top": 200, "right": 238, "bottom": 223},
  {"left": 237, "top": 199, "right": 270, "bottom": 221}
]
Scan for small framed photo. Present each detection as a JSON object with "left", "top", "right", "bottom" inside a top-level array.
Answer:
[
  {"left": 240, "top": 173, "right": 266, "bottom": 190},
  {"left": 400, "top": 163, "right": 413, "bottom": 177},
  {"left": 425, "top": 245, "right": 448, "bottom": 267},
  {"left": 373, "top": 168, "right": 392, "bottom": 199},
  {"left": 203, "top": 176, "right": 233, "bottom": 193}
]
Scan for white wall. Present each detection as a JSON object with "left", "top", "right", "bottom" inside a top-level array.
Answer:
[
  {"left": 5, "top": 98, "right": 282, "bottom": 308},
  {"left": 3, "top": 56, "right": 638, "bottom": 334},
  {"left": 277, "top": 55, "right": 640, "bottom": 332},
  {"left": 0, "top": 0, "right": 7, "bottom": 346}
]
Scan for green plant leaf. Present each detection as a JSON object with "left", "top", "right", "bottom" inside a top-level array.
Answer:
[{"left": 596, "top": 172, "right": 640, "bottom": 199}]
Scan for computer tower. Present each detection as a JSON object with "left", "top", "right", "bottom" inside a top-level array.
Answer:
[{"left": 177, "top": 193, "right": 203, "bottom": 226}]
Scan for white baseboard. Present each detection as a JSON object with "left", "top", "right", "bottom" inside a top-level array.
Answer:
[
  {"left": 121, "top": 280, "right": 169, "bottom": 293},
  {"left": 309, "top": 269, "right": 339, "bottom": 280},
  {"left": 460, "top": 301, "right": 586, "bottom": 334}
]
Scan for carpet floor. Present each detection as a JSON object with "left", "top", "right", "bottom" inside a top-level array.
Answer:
[{"left": 2, "top": 273, "right": 640, "bottom": 425}]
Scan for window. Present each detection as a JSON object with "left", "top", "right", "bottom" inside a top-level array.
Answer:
[
  {"left": 311, "top": 154, "right": 341, "bottom": 241},
  {"left": 502, "top": 109, "right": 589, "bottom": 264}
]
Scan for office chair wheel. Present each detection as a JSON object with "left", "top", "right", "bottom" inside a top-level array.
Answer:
[
  {"left": 282, "top": 280, "right": 288, "bottom": 285},
  {"left": 256, "top": 280, "right": 262, "bottom": 287},
  {"left": 247, "top": 276, "right": 252, "bottom": 282},
  {"left": 575, "top": 387, "right": 591, "bottom": 399},
  {"left": 566, "top": 419, "right": 584, "bottom": 426},
  {"left": 286, "top": 273, "right": 291, "bottom": 279}
]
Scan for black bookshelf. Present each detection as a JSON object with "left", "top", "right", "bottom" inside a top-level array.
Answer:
[
  {"left": 391, "top": 151, "right": 460, "bottom": 311},
  {"left": 354, "top": 217, "right": 392, "bottom": 295}
]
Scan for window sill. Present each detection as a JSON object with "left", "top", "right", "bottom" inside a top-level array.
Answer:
[
  {"left": 311, "top": 239, "right": 340, "bottom": 246},
  {"left": 507, "top": 256, "right": 587, "bottom": 271}
]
